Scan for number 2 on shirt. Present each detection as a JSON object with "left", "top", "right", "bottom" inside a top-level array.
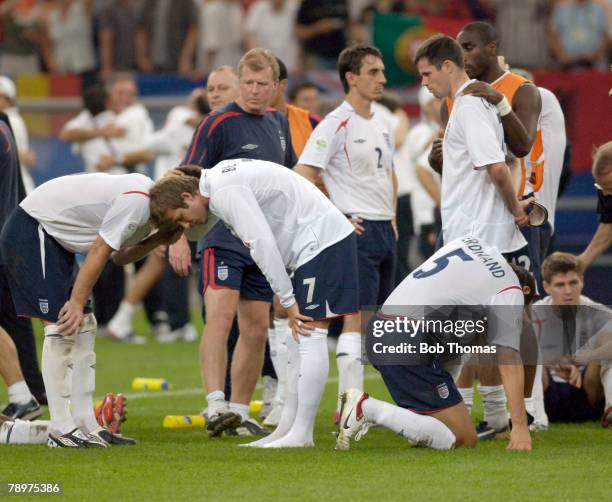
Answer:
[{"left": 375, "top": 147, "right": 383, "bottom": 169}]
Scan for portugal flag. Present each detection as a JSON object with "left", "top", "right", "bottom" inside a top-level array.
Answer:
[{"left": 373, "top": 13, "right": 472, "bottom": 86}]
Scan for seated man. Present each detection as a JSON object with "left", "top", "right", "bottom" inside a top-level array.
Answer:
[
  {"left": 337, "top": 236, "right": 536, "bottom": 451},
  {"left": 149, "top": 159, "right": 359, "bottom": 448},
  {"left": 533, "top": 252, "right": 612, "bottom": 426}
]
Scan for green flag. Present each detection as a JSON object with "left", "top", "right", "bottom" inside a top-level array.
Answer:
[{"left": 373, "top": 13, "right": 440, "bottom": 86}]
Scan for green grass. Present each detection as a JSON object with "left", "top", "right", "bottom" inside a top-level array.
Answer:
[{"left": 1, "top": 312, "right": 610, "bottom": 500}]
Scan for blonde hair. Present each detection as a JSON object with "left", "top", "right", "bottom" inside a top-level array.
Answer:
[
  {"left": 237, "top": 48, "right": 279, "bottom": 80},
  {"left": 149, "top": 175, "right": 199, "bottom": 228}
]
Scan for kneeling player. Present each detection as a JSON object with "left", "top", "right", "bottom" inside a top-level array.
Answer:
[
  {"left": 0, "top": 173, "right": 179, "bottom": 448},
  {"left": 150, "top": 159, "right": 359, "bottom": 447},
  {"left": 337, "top": 236, "right": 535, "bottom": 451}
]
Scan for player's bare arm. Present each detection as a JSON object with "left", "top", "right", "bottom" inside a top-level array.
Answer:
[
  {"left": 59, "top": 123, "right": 126, "bottom": 143},
  {"left": 578, "top": 223, "right": 612, "bottom": 270},
  {"left": 486, "top": 161, "right": 532, "bottom": 226},
  {"left": 112, "top": 226, "right": 182, "bottom": 266},
  {"left": 294, "top": 163, "right": 326, "bottom": 190},
  {"left": 391, "top": 171, "right": 399, "bottom": 239},
  {"left": 497, "top": 347, "right": 532, "bottom": 451},
  {"left": 57, "top": 236, "right": 114, "bottom": 334},
  {"left": 463, "top": 81, "right": 541, "bottom": 157},
  {"left": 168, "top": 234, "right": 192, "bottom": 277}
]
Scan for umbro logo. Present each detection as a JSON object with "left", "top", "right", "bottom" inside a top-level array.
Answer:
[
  {"left": 353, "top": 138, "right": 366, "bottom": 144},
  {"left": 305, "top": 304, "right": 320, "bottom": 310},
  {"left": 241, "top": 144, "right": 259, "bottom": 150}
]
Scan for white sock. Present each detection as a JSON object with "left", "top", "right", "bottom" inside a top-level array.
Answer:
[
  {"left": 108, "top": 301, "right": 135, "bottom": 338},
  {"left": 206, "top": 391, "right": 226, "bottom": 416},
  {"left": 42, "top": 325, "right": 77, "bottom": 435},
  {"left": 601, "top": 361, "right": 612, "bottom": 407},
  {"left": 478, "top": 384, "right": 508, "bottom": 431},
  {"left": 458, "top": 387, "right": 474, "bottom": 415},
  {"left": 8, "top": 381, "right": 32, "bottom": 405},
  {"left": 272, "top": 318, "right": 290, "bottom": 406},
  {"left": 7, "top": 420, "right": 50, "bottom": 444},
  {"left": 71, "top": 315, "right": 99, "bottom": 433},
  {"left": 362, "top": 396, "right": 455, "bottom": 450},
  {"left": 245, "top": 331, "right": 299, "bottom": 447},
  {"left": 531, "top": 365, "right": 548, "bottom": 426},
  {"left": 263, "top": 328, "right": 328, "bottom": 448},
  {"left": 229, "top": 402, "right": 249, "bottom": 422},
  {"left": 336, "top": 331, "right": 363, "bottom": 411}
]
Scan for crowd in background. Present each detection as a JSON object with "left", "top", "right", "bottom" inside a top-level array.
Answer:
[{"left": 0, "top": 0, "right": 609, "bottom": 80}]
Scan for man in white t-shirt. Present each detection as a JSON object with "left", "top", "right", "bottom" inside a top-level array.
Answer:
[
  {"left": 0, "top": 173, "right": 180, "bottom": 448},
  {"left": 150, "top": 160, "right": 359, "bottom": 448},
  {"left": 61, "top": 75, "right": 154, "bottom": 175},
  {"left": 296, "top": 45, "right": 397, "bottom": 416},
  {"left": 415, "top": 35, "right": 531, "bottom": 252},
  {"left": 337, "top": 236, "right": 535, "bottom": 452},
  {"left": 532, "top": 252, "right": 612, "bottom": 427}
]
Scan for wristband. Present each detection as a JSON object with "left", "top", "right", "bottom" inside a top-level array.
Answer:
[{"left": 496, "top": 96, "right": 512, "bottom": 117}]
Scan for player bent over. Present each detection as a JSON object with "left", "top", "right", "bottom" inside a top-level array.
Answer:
[
  {"left": 337, "top": 236, "right": 535, "bottom": 451},
  {"left": 150, "top": 159, "right": 359, "bottom": 447},
  {"left": 0, "top": 173, "right": 179, "bottom": 448}
]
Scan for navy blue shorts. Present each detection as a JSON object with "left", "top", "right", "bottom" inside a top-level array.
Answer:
[
  {"left": 200, "top": 246, "right": 274, "bottom": 302},
  {"left": 504, "top": 236, "right": 542, "bottom": 295},
  {"left": 0, "top": 207, "right": 89, "bottom": 322},
  {"left": 292, "top": 233, "right": 359, "bottom": 321},
  {"left": 544, "top": 368, "right": 604, "bottom": 423},
  {"left": 356, "top": 220, "right": 396, "bottom": 308},
  {"left": 378, "top": 363, "right": 463, "bottom": 414}
]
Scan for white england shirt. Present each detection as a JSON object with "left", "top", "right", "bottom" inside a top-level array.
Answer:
[
  {"left": 298, "top": 100, "right": 395, "bottom": 220},
  {"left": 382, "top": 236, "right": 524, "bottom": 350},
  {"left": 532, "top": 295, "right": 611, "bottom": 369},
  {"left": 535, "top": 87, "right": 566, "bottom": 232},
  {"left": 199, "top": 159, "right": 354, "bottom": 308},
  {"left": 20, "top": 173, "right": 153, "bottom": 254},
  {"left": 442, "top": 80, "right": 526, "bottom": 253}
]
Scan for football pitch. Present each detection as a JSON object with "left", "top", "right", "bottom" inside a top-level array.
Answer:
[{"left": 1, "top": 313, "right": 610, "bottom": 501}]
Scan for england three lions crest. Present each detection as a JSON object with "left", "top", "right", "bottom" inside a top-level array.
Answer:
[
  {"left": 437, "top": 383, "right": 449, "bottom": 399},
  {"left": 217, "top": 265, "right": 229, "bottom": 281},
  {"left": 39, "top": 299, "right": 49, "bottom": 314}
]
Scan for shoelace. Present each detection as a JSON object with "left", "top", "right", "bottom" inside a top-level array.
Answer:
[{"left": 355, "top": 422, "right": 372, "bottom": 442}]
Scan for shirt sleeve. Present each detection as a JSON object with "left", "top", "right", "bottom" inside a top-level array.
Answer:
[
  {"left": 211, "top": 185, "right": 295, "bottom": 308},
  {"left": 99, "top": 193, "right": 151, "bottom": 250},
  {"left": 487, "top": 287, "right": 524, "bottom": 351},
  {"left": 181, "top": 113, "right": 217, "bottom": 167},
  {"left": 460, "top": 98, "right": 506, "bottom": 169},
  {"left": 297, "top": 117, "right": 342, "bottom": 170}
]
